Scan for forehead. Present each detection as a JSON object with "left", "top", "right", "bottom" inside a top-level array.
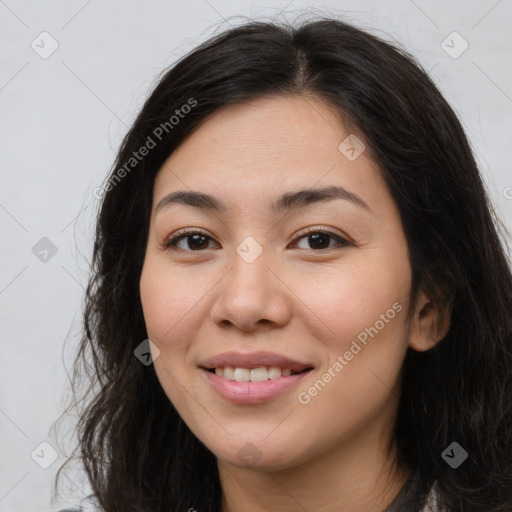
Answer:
[
  {"left": 165, "top": 94, "right": 347, "bottom": 168},
  {"left": 152, "top": 94, "right": 387, "bottom": 213}
]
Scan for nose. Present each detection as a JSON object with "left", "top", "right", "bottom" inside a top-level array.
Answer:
[{"left": 209, "top": 247, "right": 292, "bottom": 332}]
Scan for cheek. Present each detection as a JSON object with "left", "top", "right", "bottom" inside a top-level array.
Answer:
[
  {"left": 290, "top": 268, "right": 409, "bottom": 447},
  {"left": 291, "top": 250, "right": 411, "bottom": 400},
  {"left": 294, "top": 254, "right": 410, "bottom": 349},
  {"left": 140, "top": 257, "right": 205, "bottom": 345},
  {"left": 139, "top": 258, "right": 203, "bottom": 412}
]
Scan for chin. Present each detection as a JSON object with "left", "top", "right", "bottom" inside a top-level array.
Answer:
[{"left": 206, "top": 434, "right": 313, "bottom": 472}]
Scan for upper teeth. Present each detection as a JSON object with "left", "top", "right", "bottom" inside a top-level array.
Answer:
[{"left": 214, "top": 366, "right": 294, "bottom": 382}]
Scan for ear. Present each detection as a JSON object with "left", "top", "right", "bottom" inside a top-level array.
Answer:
[{"left": 408, "top": 286, "right": 452, "bottom": 352}]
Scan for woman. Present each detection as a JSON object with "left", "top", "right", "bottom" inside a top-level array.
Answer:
[{"left": 55, "top": 16, "right": 512, "bottom": 512}]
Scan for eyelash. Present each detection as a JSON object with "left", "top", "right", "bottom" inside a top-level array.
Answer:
[{"left": 163, "top": 226, "right": 352, "bottom": 252}]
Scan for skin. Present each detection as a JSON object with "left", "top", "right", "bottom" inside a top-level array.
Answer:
[{"left": 139, "top": 94, "right": 449, "bottom": 512}]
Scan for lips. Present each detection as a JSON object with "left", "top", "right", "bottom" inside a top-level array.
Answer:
[
  {"left": 200, "top": 367, "right": 313, "bottom": 404},
  {"left": 199, "top": 351, "right": 314, "bottom": 374}
]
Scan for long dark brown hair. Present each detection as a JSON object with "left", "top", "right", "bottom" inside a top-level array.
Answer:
[{"left": 53, "top": 16, "right": 512, "bottom": 512}]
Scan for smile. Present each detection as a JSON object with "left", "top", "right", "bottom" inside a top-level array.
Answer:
[
  {"left": 200, "top": 367, "right": 314, "bottom": 404},
  {"left": 209, "top": 366, "right": 312, "bottom": 382}
]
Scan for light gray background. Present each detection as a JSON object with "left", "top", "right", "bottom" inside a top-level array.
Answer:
[{"left": 1, "top": 1, "right": 511, "bottom": 510}]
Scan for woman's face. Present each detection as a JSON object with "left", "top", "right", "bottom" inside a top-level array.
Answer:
[{"left": 140, "top": 94, "right": 419, "bottom": 471}]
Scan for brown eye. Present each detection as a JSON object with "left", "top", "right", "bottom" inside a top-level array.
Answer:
[
  {"left": 164, "top": 230, "right": 216, "bottom": 251},
  {"left": 291, "top": 229, "right": 351, "bottom": 251}
]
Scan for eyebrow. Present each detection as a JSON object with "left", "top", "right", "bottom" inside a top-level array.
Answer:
[{"left": 155, "top": 185, "right": 372, "bottom": 216}]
